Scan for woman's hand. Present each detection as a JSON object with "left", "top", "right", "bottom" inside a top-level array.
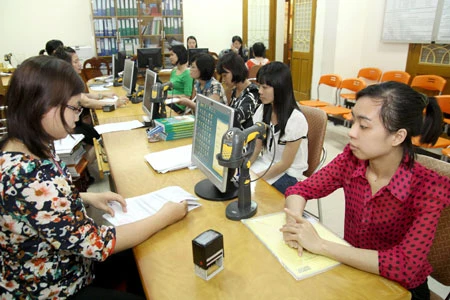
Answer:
[
  {"left": 82, "top": 191, "right": 127, "bottom": 217},
  {"left": 114, "top": 96, "right": 129, "bottom": 107},
  {"left": 157, "top": 201, "right": 188, "bottom": 226},
  {"left": 280, "top": 208, "right": 323, "bottom": 256}
]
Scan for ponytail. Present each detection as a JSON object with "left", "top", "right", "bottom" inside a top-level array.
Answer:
[{"left": 419, "top": 96, "right": 443, "bottom": 145}]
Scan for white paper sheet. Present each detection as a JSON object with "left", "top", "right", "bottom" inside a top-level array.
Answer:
[
  {"left": 94, "top": 120, "right": 144, "bottom": 134},
  {"left": 103, "top": 186, "right": 201, "bottom": 226}
]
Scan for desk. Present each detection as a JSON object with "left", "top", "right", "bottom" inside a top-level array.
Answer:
[{"left": 98, "top": 126, "right": 410, "bottom": 299}]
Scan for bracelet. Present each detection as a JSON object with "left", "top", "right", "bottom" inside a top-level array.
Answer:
[{"left": 98, "top": 94, "right": 103, "bottom": 100}]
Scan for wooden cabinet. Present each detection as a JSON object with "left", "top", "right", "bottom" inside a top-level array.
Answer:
[{"left": 90, "top": 0, "right": 183, "bottom": 68}]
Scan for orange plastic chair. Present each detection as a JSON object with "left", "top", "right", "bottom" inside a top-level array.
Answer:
[
  {"left": 436, "top": 95, "right": 450, "bottom": 132},
  {"left": 300, "top": 74, "right": 342, "bottom": 107},
  {"left": 339, "top": 77, "right": 367, "bottom": 108},
  {"left": 320, "top": 78, "right": 366, "bottom": 119},
  {"left": 358, "top": 67, "right": 382, "bottom": 84},
  {"left": 410, "top": 75, "right": 447, "bottom": 96},
  {"left": 412, "top": 136, "right": 450, "bottom": 149},
  {"left": 380, "top": 70, "right": 411, "bottom": 84},
  {"left": 340, "top": 68, "right": 381, "bottom": 106}
]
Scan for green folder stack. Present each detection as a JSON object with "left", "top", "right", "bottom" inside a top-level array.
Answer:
[{"left": 153, "top": 115, "right": 195, "bottom": 140}]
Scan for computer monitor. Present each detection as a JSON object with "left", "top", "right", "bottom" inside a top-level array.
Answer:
[
  {"left": 122, "top": 59, "right": 137, "bottom": 97},
  {"left": 137, "top": 47, "right": 162, "bottom": 70},
  {"left": 192, "top": 94, "right": 238, "bottom": 201},
  {"left": 142, "top": 69, "right": 162, "bottom": 124},
  {"left": 112, "top": 50, "right": 126, "bottom": 78},
  {"left": 188, "top": 48, "right": 209, "bottom": 65}
]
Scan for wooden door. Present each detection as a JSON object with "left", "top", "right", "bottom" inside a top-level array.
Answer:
[
  {"left": 290, "top": 0, "right": 316, "bottom": 100},
  {"left": 243, "top": 0, "right": 276, "bottom": 61},
  {"left": 406, "top": 44, "right": 450, "bottom": 94}
]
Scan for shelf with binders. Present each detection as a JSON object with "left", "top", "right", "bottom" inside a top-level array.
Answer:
[{"left": 139, "top": 0, "right": 163, "bottom": 17}]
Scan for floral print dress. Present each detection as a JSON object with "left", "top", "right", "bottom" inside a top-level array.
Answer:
[{"left": 0, "top": 151, "right": 116, "bottom": 299}]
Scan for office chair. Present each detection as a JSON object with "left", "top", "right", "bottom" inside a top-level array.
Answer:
[
  {"left": 81, "top": 57, "right": 111, "bottom": 83},
  {"left": 299, "top": 105, "right": 328, "bottom": 221},
  {"left": 380, "top": 70, "right": 411, "bottom": 84},
  {"left": 248, "top": 65, "right": 262, "bottom": 84},
  {"left": 299, "top": 74, "right": 342, "bottom": 107},
  {"left": 416, "top": 154, "right": 450, "bottom": 300},
  {"left": 410, "top": 75, "right": 447, "bottom": 96}
]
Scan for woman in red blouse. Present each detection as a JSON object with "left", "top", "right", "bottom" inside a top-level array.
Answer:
[{"left": 281, "top": 81, "right": 450, "bottom": 300}]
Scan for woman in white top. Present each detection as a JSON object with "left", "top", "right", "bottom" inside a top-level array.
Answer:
[{"left": 250, "top": 62, "right": 308, "bottom": 194}]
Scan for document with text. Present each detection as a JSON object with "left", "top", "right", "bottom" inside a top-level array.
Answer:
[
  {"left": 242, "top": 212, "right": 350, "bottom": 280},
  {"left": 103, "top": 186, "right": 201, "bottom": 226}
]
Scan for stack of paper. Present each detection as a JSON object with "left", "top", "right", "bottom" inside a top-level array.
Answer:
[
  {"left": 242, "top": 212, "right": 350, "bottom": 281},
  {"left": 144, "top": 144, "right": 193, "bottom": 173},
  {"left": 54, "top": 134, "right": 87, "bottom": 177},
  {"left": 54, "top": 134, "right": 85, "bottom": 155},
  {"left": 103, "top": 186, "right": 201, "bottom": 226},
  {"left": 153, "top": 115, "right": 195, "bottom": 140}
]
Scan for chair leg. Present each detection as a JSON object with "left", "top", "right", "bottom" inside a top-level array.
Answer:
[{"left": 317, "top": 198, "right": 323, "bottom": 223}]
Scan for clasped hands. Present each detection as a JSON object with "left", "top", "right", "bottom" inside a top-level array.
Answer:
[{"left": 280, "top": 208, "right": 324, "bottom": 256}]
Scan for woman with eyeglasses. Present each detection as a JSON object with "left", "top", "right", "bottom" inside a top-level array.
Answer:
[
  {"left": 0, "top": 56, "right": 188, "bottom": 299},
  {"left": 249, "top": 62, "right": 308, "bottom": 194}
]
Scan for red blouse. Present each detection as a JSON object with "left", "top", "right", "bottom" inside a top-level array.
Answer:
[{"left": 285, "top": 145, "right": 450, "bottom": 289}]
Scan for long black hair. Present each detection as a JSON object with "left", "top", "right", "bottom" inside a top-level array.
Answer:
[
  {"left": 356, "top": 81, "right": 443, "bottom": 167},
  {"left": 256, "top": 62, "right": 300, "bottom": 148}
]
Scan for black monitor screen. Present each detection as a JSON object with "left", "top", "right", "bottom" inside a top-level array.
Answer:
[
  {"left": 137, "top": 48, "right": 162, "bottom": 70},
  {"left": 116, "top": 50, "right": 126, "bottom": 75},
  {"left": 142, "top": 69, "right": 158, "bottom": 121},
  {"left": 188, "top": 48, "right": 209, "bottom": 65},
  {"left": 122, "top": 59, "right": 137, "bottom": 96}
]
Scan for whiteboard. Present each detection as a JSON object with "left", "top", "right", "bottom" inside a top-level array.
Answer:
[
  {"left": 437, "top": 0, "right": 450, "bottom": 42},
  {"left": 382, "top": 0, "right": 450, "bottom": 43}
]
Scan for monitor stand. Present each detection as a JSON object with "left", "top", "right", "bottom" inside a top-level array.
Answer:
[{"left": 194, "top": 178, "right": 238, "bottom": 201}]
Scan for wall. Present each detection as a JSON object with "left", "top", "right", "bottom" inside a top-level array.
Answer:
[
  {"left": 1, "top": 0, "right": 93, "bottom": 65},
  {"left": 0, "top": 0, "right": 242, "bottom": 65},
  {"left": 183, "top": 0, "right": 242, "bottom": 54},
  {"left": 1, "top": 0, "right": 410, "bottom": 99},
  {"left": 311, "top": 0, "right": 410, "bottom": 99}
]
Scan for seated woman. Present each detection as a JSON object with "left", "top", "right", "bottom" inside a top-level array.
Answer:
[
  {"left": 178, "top": 53, "right": 226, "bottom": 113},
  {"left": 245, "top": 42, "right": 270, "bottom": 70},
  {"left": 219, "top": 36, "right": 249, "bottom": 62},
  {"left": 186, "top": 35, "right": 198, "bottom": 49},
  {"left": 281, "top": 81, "right": 450, "bottom": 300},
  {"left": 53, "top": 46, "right": 128, "bottom": 146},
  {"left": 166, "top": 45, "right": 194, "bottom": 113},
  {"left": 249, "top": 62, "right": 308, "bottom": 194},
  {"left": 0, "top": 55, "right": 188, "bottom": 299},
  {"left": 216, "top": 52, "right": 259, "bottom": 130}
]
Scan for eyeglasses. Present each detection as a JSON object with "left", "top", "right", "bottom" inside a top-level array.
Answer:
[{"left": 65, "top": 105, "right": 84, "bottom": 116}]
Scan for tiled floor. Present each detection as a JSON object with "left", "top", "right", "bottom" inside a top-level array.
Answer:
[{"left": 87, "top": 121, "right": 449, "bottom": 298}]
